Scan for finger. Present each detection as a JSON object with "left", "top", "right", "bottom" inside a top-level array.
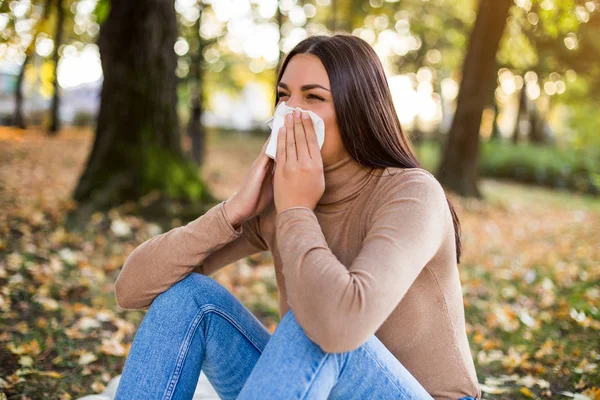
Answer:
[
  {"left": 301, "top": 111, "right": 320, "bottom": 160},
  {"left": 294, "top": 110, "right": 310, "bottom": 162},
  {"left": 276, "top": 125, "right": 286, "bottom": 164},
  {"left": 285, "top": 113, "right": 296, "bottom": 162},
  {"left": 269, "top": 158, "right": 275, "bottom": 175}
]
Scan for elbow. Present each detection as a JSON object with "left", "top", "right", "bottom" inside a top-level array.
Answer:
[
  {"left": 305, "top": 318, "right": 369, "bottom": 354},
  {"left": 289, "top": 300, "right": 370, "bottom": 354},
  {"left": 114, "top": 249, "right": 152, "bottom": 310},
  {"left": 316, "top": 331, "right": 367, "bottom": 354},
  {"left": 114, "top": 272, "right": 149, "bottom": 311},
  {"left": 114, "top": 275, "right": 133, "bottom": 309}
]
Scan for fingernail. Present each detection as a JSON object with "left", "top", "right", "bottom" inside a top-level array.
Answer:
[
  {"left": 294, "top": 110, "right": 301, "bottom": 118},
  {"left": 302, "top": 111, "right": 309, "bottom": 119}
]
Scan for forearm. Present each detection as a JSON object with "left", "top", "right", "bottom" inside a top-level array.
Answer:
[
  {"left": 115, "top": 201, "right": 243, "bottom": 310},
  {"left": 275, "top": 207, "right": 371, "bottom": 352}
]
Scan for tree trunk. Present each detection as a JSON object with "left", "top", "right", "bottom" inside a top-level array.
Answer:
[
  {"left": 329, "top": 0, "right": 338, "bottom": 32},
  {"left": 436, "top": 0, "right": 512, "bottom": 197},
  {"left": 48, "top": 0, "right": 65, "bottom": 135},
  {"left": 187, "top": 14, "right": 205, "bottom": 165},
  {"left": 14, "top": 0, "right": 51, "bottom": 129},
  {"left": 275, "top": 4, "right": 284, "bottom": 72},
  {"left": 490, "top": 101, "right": 501, "bottom": 141},
  {"left": 14, "top": 53, "right": 28, "bottom": 129},
  {"left": 528, "top": 100, "right": 546, "bottom": 144},
  {"left": 71, "top": 0, "right": 214, "bottom": 222},
  {"left": 512, "top": 84, "right": 527, "bottom": 144},
  {"left": 488, "top": 81, "right": 501, "bottom": 141}
]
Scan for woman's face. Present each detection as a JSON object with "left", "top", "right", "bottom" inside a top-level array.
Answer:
[{"left": 276, "top": 53, "right": 348, "bottom": 167}]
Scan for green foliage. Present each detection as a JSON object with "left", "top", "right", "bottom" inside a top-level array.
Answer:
[
  {"left": 93, "top": 0, "right": 110, "bottom": 24},
  {"left": 138, "top": 127, "right": 208, "bottom": 203},
  {"left": 480, "top": 140, "right": 599, "bottom": 195},
  {"left": 140, "top": 142, "right": 207, "bottom": 202},
  {"left": 415, "top": 139, "right": 600, "bottom": 195},
  {"left": 565, "top": 100, "right": 600, "bottom": 153}
]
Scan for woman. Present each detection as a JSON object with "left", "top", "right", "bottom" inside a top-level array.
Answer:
[{"left": 114, "top": 33, "right": 481, "bottom": 400}]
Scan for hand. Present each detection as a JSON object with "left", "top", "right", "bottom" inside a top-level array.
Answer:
[
  {"left": 274, "top": 110, "right": 325, "bottom": 214},
  {"left": 224, "top": 133, "right": 276, "bottom": 227}
]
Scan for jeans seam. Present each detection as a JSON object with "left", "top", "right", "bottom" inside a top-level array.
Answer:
[
  {"left": 162, "top": 305, "right": 207, "bottom": 400},
  {"left": 162, "top": 304, "right": 267, "bottom": 400},
  {"left": 298, "top": 353, "right": 331, "bottom": 400},
  {"left": 362, "top": 344, "right": 411, "bottom": 399}
]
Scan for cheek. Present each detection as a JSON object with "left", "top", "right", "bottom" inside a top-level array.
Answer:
[
  {"left": 312, "top": 106, "right": 336, "bottom": 133},
  {"left": 321, "top": 114, "right": 339, "bottom": 142}
]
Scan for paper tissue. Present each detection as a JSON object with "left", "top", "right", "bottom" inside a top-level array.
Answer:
[{"left": 264, "top": 101, "right": 325, "bottom": 161}]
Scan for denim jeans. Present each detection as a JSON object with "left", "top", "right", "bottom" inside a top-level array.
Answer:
[{"left": 114, "top": 273, "right": 461, "bottom": 399}]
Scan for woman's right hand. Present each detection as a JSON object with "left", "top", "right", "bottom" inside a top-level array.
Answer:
[{"left": 224, "top": 134, "right": 275, "bottom": 228}]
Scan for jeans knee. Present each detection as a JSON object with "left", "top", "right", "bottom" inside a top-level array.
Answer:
[
  {"left": 278, "top": 309, "right": 308, "bottom": 337},
  {"left": 150, "top": 273, "right": 226, "bottom": 314}
]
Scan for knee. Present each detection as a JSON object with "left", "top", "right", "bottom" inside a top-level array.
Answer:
[
  {"left": 149, "top": 273, "right": 227, "bottom": 314},
  {"left": 277, "top": 309, "right": 311, "bottom": 339}
]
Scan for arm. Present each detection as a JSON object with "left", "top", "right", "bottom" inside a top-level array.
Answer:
[
  {"left": 275, "top": 171, "right": 448, "bottom": 353},
  {"left": 115, "top": 200, "right": 268, "bottom": 310}
]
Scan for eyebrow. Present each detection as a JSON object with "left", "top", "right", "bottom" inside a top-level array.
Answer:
[{"left": 278, "top": 82, "right": 331, "bottom": 92}]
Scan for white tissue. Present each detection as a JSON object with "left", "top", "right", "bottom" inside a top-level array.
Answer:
[{"left": 264, "top": 101, "right": 325, "bottom": 161}]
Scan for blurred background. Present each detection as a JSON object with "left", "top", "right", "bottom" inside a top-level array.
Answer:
[{"left": 0, "top": 0, "right": 599, "bottom": 399}]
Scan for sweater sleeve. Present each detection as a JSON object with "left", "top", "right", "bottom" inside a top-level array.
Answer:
[
  {"left": 274, "top": 171, "right": 448, "bottom": 353},
  {"left": 115, "top": 200, "right": 268, "bottom": 310}
]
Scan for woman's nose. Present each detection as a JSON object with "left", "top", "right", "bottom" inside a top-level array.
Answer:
[{"left": 284, "top": 95, "right": 302, "bottom": 110}]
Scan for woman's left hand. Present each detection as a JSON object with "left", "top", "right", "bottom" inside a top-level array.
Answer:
[{"left": 274, "top": 109, "right": 325, "bottom": 214}]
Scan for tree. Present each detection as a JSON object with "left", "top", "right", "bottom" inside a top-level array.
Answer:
[
  {"left": 13, "top": 0, "right": 51, "bottom": 129},
  {"left": 72, "top": 0, "right": 214, "bottom": 222},
  {"left": 496, "top": 1, "right": 600, "bottom": 146},
  {"left": 437, "top": 0, "right": 512, "bottom": 197},
  {"left": 48, "top": 0, "right": 65, "bottom": 135},
  {"left": 185, "top": 4, "right": 214, "bottom": 166},
  {"left": 3, "top": 0, "right": 83, "bottom": 131}
]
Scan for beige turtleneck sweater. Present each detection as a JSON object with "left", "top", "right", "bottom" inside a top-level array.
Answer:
[{"left": 115, "top": 155, "right": 481, "bottom": 400}]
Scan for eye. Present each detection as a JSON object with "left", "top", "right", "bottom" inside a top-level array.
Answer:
[{"left": 277, "top": 91, "right": 324, "bottom": 101}]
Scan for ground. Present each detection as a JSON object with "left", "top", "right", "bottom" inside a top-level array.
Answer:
[{"left": 0, "top": 127, "right": 599, "bottom": 400}]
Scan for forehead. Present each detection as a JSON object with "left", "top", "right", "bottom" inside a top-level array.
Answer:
[{"left": 280, "top": 54, "right": 330, "bottom": 87}]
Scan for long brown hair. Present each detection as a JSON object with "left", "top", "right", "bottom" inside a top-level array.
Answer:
[{"left": 274, "top": 33, "right": 463, "bottom": 264}]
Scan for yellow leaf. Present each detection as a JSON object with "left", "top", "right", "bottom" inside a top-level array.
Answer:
[
  {"left": 78, "top": 351, "right": 98, "bottom": 366},
  {"left": 18, "top": 356, "right": 34, "bottom": 368},
  {"left": 100, "top": 337, "right": 128, "bottom": 357},
  {"left": 583, "top": 387, "right": 600, "bottom": 400},
  {"left": 520, "top": 387, "right": 534, "bottom": 398},
  {"left": 36, "top": 371, "right": 63, "bottom": 379},
  {"left": 7, "top": 339, "right": 41, "bottom": 356},
  {"left": 91, "top": 381, "right": 105, "bottom": 393}
]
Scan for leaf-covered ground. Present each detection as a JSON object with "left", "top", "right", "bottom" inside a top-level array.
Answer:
[{"left": 0, "top": 127, "right": 598, "bottom": 400}]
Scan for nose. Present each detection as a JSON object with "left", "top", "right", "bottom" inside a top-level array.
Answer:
[
  {"left": 284, "top": 99, "right": 299, "bottom": 109},
  {"left": 282, "top": 94, "right": 303, "bottom": 110}
]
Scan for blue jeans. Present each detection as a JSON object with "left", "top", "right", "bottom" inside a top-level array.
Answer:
[{"left": 115, "top": 273, "right": 458, "bottom": 399}]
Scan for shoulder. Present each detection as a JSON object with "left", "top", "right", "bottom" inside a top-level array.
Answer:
[
  {"left": 370, "top": 167, "right": 446, "bottom": 205},
  {"left": 362, "top": 167, "right": 448, "bottom": 230}
]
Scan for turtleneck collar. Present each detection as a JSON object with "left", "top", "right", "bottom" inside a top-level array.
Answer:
[{"left": 318, "top": 154, "right": 376, "bottom": 207}]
